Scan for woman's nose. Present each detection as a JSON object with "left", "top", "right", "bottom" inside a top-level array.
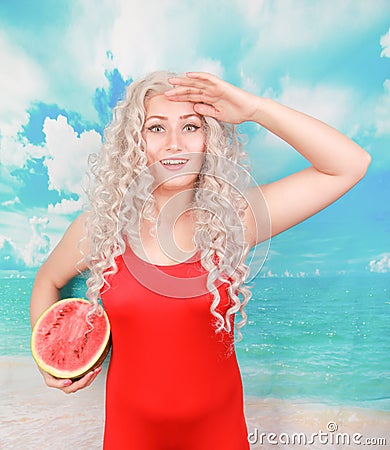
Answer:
[{"left": 166, "top": 130, "right": 182, "bottom": 151}]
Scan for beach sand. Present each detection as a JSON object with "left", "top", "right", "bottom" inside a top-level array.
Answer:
[
  {"left": 245, "top": 398, "right": 389, "bottom": 449},
  {"left": 1, "top": 357, "right": 389, "bottom": 449}
]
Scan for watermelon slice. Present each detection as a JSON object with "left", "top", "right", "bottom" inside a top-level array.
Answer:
[{"left": 31, "top": 298, "right": 111, "bottom": 380}]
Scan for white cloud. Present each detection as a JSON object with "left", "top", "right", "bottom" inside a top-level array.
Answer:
[
  {"left": 276, "top": 76, "right": 355, "bottom": 130},
  {"left": 373, "top": 30, "right": 390, "bottom": 137},
  {"left": 1, "top": 3, "right": 112, "bottom": 125},
  {"left": 0, "top": 134, "right": 47, "bottom": 168},
  {"left": 240, "top": 70, "right": 259, "bottom": 95},
  {"left": 0, "top": 210, "right": 77, "bottom": 269},
  {"left": 234, "top": 0, "right": 266, "bottom": 25},
  {"left": 52, "top": 2, "right": 116, "bottom": 120},
  {"left": 302, "top": 252, "right": 327, "bottom": 258},
  {"left": 2, "top": 0, "right": 232, "bottom": 127},
  {"left": 1, "top": 197, "right": 21, "bottom": 207},
  {"left": 0, "top": 235, "right": 26, "bottom": 270},
  {"left": 190, "top": 58, "right": 225, "bottom": 79},
  {"left": 1, "top": 115, "right": 101, "bottom": 201},
  {"left": 235, "top": 0, "right": 390, "bottom": 110},
  {"left": 259, "top": 269, "right": 317, "bottom": 278},
  {"left": 369, "top": 253, "right": 390, "bottom": 273},
  {"left": 374, "top": 79, "right": 390, "bottom": 136},
  {"left": 0, "top": 216, "right": 54, "bottom": 270},
  {"left": 108, "top": 0, "right": 197, "bottom": 79},
  {"left": 22, "top": 216, "right": 51, "bottom": 267},
  {"left": 380, "top": 28, "right": 390, "bottom": 58},
  {"left": 249, "top": 77, "right": 358, "bottom": 182},
  {"left": 66, "top": 0, "right": 224, "bottom": 86},
  {"left": 43, "top": 115, "right": 101, "bottom": 196},
  {"left": 0, "top": 32, "right": 46, "bottom": 137},
  {"left": 260, "top": 269, "right": 277, "bottom": 278},
  {"left": 238, "top": 0, "right": 388, "bottom": 51},
  {"left": 0, "top": 32, "right": 48, "bottom": 169},
  {"left": 48, "top": 198, "right": 84, "bottom": 215},
  {"left": 1, "top": 114, "right": 102, "bottom": 205}
]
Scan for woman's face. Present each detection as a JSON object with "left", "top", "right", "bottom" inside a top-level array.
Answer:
[{"left": 142, "top": 94, "right": 206, "bottom": 192}]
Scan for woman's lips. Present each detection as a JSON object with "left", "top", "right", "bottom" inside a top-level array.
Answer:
[{"left": 160, "top": 158, "right": 189, "bottom": 171}]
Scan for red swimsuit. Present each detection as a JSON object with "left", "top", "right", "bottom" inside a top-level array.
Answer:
[{"left": 101, "top": 247, "right": 249, "bottom": 450}]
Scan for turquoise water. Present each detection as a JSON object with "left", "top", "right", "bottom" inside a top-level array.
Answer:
[
  {"left": 236, "top": 275, "right": 389, "bottom": 410},
  {"left": 1, "top": 275, "right": 389, "bottom": 409}
]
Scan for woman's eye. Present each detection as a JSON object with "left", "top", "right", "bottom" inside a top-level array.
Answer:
[
  {"left": 184, "top": 124, "right": 200, "bottom": 132},
  {"left": 147, "top": 125, "right": 164, "bottom": 133}
]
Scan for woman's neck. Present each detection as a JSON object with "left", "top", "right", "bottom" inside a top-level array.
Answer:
[
  {"left": 153, "top": 186, "right": 195, "bottom": 218},
  {"left": 135, "top": 187, "right": 197, "bottom": 264}
]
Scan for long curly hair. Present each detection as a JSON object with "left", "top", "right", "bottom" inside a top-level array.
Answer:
[{"left": 84, "top": 71, "right": 252, "bottom": 340}]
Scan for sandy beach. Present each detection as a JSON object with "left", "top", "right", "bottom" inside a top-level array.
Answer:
[
  {"left": 245, "top": 397, "right": 389, "bottom": 449},
  {"left": 1, "top": 356, "right": 389, "bottom": 449}
]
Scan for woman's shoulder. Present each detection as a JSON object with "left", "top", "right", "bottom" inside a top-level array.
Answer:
[
  {"left": 35, "top": 211, "right": 91, "bottom": 287},
  {"left": 51, "top": 210, "right": 92, "bottom": 266},
  {"left": 64, "top": 211, "right": 90, "bottom": 242}
]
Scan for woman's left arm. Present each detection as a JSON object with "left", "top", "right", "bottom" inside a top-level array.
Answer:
[{"left": 165, "top": 72, "right": 372, "bottom": 247}]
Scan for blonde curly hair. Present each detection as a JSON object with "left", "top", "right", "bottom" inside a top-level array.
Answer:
[{"left": 84, "top": 71, "right": 253, "bottom": 340}]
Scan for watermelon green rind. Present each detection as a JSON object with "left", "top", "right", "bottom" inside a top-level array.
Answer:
[{"left": 31, "top": 298, "right": 111, "bottom": 379}]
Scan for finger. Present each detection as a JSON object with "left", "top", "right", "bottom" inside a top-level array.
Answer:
[
  {"left": 165, "top": 85, "right": 206, "bottom": 98},
  {"left": 167, "top": 76, "right": 213, "bottom": 91},
  {"left": 166, "top": 86, "right": 204, "bottom": 97},
  {"left": 43, "top": 366, "right": 102, "bottom": 394},
  {"left": 86, "top": 366, "right": 102, "bottom": 385},
  {"left": 62, "top": 376, "right": 89, "bottom": 394},
  {"left": 186, "top": 72, "right": 218, "bottom": 82},
  {"left": 193, "top": 103, "right": 218, "bottom": 118},
  {"left": 165, "top": 87, "right": 212, "bottom": 104},
  {"left": 42, "top": 370, "right": 72, "bottom": 389},
  {"left": 62, "top": 367, "right": 102, "bottom": 394}
]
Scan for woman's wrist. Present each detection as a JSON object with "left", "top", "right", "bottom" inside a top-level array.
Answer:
[{"left": 245, "top": 96, "right": 272, "bottom": 125}]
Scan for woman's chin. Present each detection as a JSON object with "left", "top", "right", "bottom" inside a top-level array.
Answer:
[{"left": 153, "top": 174, "right": 198, "bottom": 193}]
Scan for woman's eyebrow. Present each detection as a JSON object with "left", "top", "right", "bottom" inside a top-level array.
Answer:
[
  {"left": 145, "top": 115, "right": 167, "bottom": 121},
  {"left": 145, "top": 113, "right": 201, "bottom": 121},
  {"left": 180, "top": 113, "right": 201, "bottom": 120}
]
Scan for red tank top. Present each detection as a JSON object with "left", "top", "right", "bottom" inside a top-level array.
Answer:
[{"left": 101, "top": 246, "right": 249, "bottom": 449}]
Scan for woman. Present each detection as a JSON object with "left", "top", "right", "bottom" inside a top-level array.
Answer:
[{"left": 30, "top": 71, "right": 371, "bottom": 449}]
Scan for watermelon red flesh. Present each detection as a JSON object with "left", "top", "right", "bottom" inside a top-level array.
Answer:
[{"left": 31, "top": 298, "right": 111, "bottom": 379}]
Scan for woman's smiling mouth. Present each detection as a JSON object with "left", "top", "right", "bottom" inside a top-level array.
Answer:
[{"left": 160, "top": 158, "right": 189, "bottom": 170}]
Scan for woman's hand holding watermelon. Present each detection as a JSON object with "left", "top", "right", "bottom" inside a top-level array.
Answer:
[{"left": 38, "top": 366, "right": 102, "bottom": 394}]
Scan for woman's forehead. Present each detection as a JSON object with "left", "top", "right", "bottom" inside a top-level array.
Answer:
[{"left": 145, "top": 94, "right": 198, "bottom": 118}]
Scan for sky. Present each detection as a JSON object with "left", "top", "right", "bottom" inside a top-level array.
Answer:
[{"left": 0, "top": 0, "right": 389, "bottom": 278}]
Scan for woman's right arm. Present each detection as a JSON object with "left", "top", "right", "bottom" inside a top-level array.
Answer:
[
  {"left": 30, "top": 212, "right": 89, "bottom": 326},
  {"left": 30, "top": 211, "right": 102, "bottom": 393}
]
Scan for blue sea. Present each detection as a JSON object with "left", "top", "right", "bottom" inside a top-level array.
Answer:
[{"left": 1, "top": 274, "right": 389, "bottom": 411}]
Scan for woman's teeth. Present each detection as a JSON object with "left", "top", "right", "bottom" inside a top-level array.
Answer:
[{"left": 161, "top": 159, "right": 188, "bottom": 165}]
